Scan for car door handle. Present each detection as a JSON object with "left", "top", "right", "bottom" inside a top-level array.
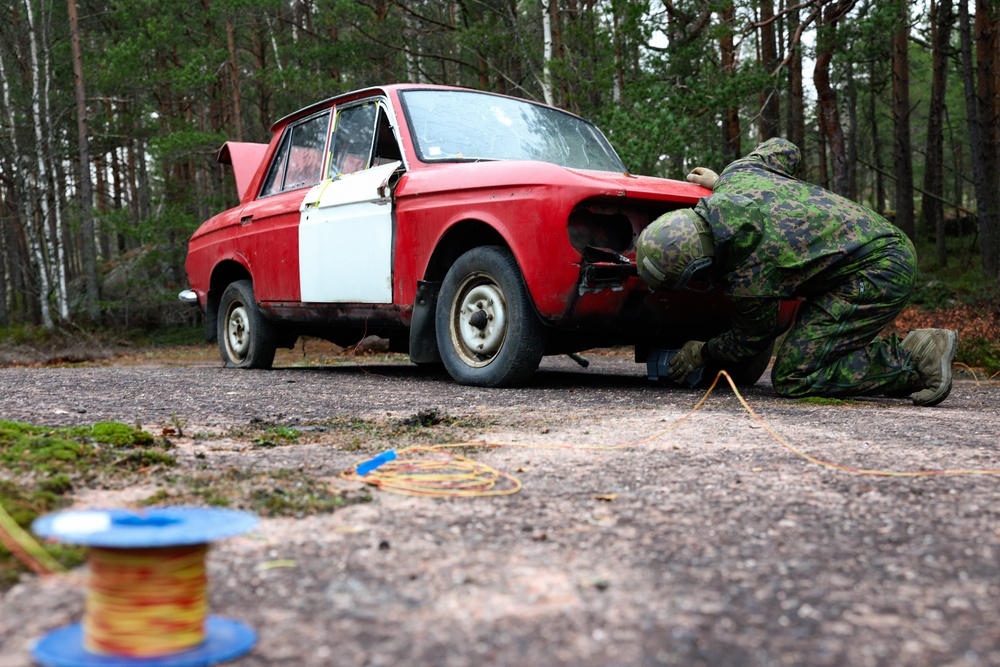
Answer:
[{"left": 240, "top": 215, "right": 253, "bottom": 226}]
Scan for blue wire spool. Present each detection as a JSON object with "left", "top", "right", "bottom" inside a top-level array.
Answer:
[{"left": 30, "top": 507, "right": 259, "bottom": 667}]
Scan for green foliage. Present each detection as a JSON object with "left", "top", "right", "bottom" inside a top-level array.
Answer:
[
  {"left": 2, "top": 0, "right": 996, "bottom": 328},
  {"left": 149, "top": 130, "right": 229, "bottom": 165}
]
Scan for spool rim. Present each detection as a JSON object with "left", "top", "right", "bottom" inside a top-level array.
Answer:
[
  {"left": 31, "top": 507, "right": 258, "bottom": 548},
  {"left": 31, "top": 616, "right": 257, "bottom": 667}
]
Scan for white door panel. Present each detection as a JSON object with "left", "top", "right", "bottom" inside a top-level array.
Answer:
[{"left": 298, "top": 161, "right": 400, "bottom": 303}]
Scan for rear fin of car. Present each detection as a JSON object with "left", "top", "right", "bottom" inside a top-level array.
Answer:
[{"left": 217, "top": 141, "right": 269, "bottom": 201}]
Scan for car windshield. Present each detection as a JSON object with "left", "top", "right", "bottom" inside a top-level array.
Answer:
[{"left": 400, "top": 89, "right": 627, "bottom": 172}]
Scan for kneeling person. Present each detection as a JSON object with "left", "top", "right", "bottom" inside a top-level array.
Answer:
[{"left": 637, "top": 138, "right": 958, "bottom": 406}]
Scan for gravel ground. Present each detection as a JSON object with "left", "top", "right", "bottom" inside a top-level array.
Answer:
[{"left": 1, "top": 347, "right": 999, "bottom": 667}]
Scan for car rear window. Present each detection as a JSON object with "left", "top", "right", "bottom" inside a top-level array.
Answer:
[
  {"left": 260, "top": 110, "right": 331, "bottom": 196},
  {"left": 400, "top": 89, "right": 626, "bottom": 172}
]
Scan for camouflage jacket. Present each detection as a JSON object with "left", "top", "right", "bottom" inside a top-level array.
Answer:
[{"left": 694, "top": 138, "right": 910, "bottom": 363}]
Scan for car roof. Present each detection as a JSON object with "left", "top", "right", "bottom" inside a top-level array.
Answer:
[{"left": 270, "top": 84, "right": 587, "bottom": 132}]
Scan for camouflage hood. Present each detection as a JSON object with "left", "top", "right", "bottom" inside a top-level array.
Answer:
[{"left": 742, "top": 138, "right": 801, "bottom": 178}]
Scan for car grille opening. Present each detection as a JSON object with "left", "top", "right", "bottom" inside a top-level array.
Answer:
[{"left": 567, "top": 207, "right": 635, "bottom": 255}]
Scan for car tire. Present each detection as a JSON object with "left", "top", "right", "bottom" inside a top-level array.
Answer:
[
  {"left": 436, "top": 246, "right": 546, "bottom": 387},
  {"left": 713, "top": 340, "right": 775, "bottom": 387},
  {"left": 218, "top": 279, "right": 277, "bottom": 369}
]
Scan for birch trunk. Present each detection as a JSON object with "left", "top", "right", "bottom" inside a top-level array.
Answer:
[
  {"left": 24, "top": 0, "right": 63, "bottom": 325},
  {"left": 0, "top": 14, "right": 53, "bottom": 329},
  {"left": 541, "top": 0, "right": 554, "bottom": 105},
  {"left": 37, "top": 0, "right": 69, "bottom": 320}
]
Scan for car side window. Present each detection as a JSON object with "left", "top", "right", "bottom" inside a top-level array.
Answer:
[
  {"left": 260, "top": 110, "right": 331, "bottom": 197},
  {"left": 329, "top": 102, "right": 379, "bottom": 177},
  {"left": 372, "top": 107, "right": 403, "bottom": 167}
]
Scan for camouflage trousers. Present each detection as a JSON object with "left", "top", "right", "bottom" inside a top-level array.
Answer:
[{"left": 771, "top": 239, "right": 922, "bottom": 398}]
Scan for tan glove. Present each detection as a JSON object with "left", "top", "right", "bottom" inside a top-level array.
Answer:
[
  {"left": 686, "top": 167, "right": 719, "bottom": 190},
  {"left": 668, "top": 340, "right": 705, "bottom": 384}
]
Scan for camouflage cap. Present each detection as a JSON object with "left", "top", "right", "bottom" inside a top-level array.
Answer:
[{"left": 636, "top": 208, "right": 715, "bottom": 291}]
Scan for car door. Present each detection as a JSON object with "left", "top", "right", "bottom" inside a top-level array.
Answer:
[
  {"left": 239, "top": 109, "right": 332, "bottom": 303},
  {"left": 298, "top": 99, "right": 403, "bottom": 304}
]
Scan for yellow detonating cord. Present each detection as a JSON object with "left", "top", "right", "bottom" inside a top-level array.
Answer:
[
  {"left": 344, "top": 368, "right": 1000, "bottom": 497},
  {"left": 84, "top": 545, "right": 209, "bottom": 657},
  {"left": 341, "top": 445, "right": 522, "bottom": 497}
]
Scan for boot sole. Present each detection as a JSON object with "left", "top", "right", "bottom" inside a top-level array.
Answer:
[{"left": 912, "top": 330, "right": 958, "bottom": 407}]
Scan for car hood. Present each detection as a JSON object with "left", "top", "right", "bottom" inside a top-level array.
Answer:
[{"left": 397, "top": 160, "right": 708, "bottom": 205}]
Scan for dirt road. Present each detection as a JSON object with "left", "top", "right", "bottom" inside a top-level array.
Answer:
[{"left": 2, "top": 349, "right": 999, "bottom": 666}]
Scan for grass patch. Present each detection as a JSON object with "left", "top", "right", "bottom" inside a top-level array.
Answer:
[
  {"left": 0, "top": 421, "right": 173, "bottom": 589},
  {"left": 251, "top": 426, "right": 300, "bottom": 448},
  {"left": 318, "top": 411, "right": 495, "bottom": 451},
  {"left": 141, "top": 469, "right": 370, "bottom": 517},
  {"left": 794, "top": 397, "right": 861, "bottom": 407},
  {"left": 225, "top": 411, "right": 494, "bottom": 453}
]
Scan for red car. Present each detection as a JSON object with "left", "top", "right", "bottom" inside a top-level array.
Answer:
[{"left": 181, "top": 84, "right": 786, "bottom": 387}]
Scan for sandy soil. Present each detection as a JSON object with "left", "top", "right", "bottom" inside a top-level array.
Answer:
[{"left": 1, "top": 346, "right": 999, "bottom": 667}]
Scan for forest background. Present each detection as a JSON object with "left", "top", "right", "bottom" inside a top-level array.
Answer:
[{"left": 0, "top": 0, "right": 998, "bottom": 370}]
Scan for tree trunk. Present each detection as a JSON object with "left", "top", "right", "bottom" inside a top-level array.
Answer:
[
  {"left": 226, "top": 18, "right": 244, "bottom": 142},
  {"left": 892, "top": 0, "right": 915, "bottom": 239},
  {"left": 924, "top": 0, "right": 954, "bottom": 267},
  {"left": 720, "top": 1, "right": 740, "bottom": 161},
  {"left": 541, "top": 0, "right": 554, "bottom": 105},
  {"left": 817, "top": 113, "right": 829, "bottom": 190},
  {"left": 961, "top": 0, "right": 1000, "bottom": 279},
  {"left": 786, "top": 4, "right": 806, "bottom": 165},
  {"left": 975, "top": 0, "right": 1000, "bottom": 277},
  {"left": 0, "top": 196, "right": 8, "bottom": 326},
  {"left": 846, "top": 60, "right": 858, "bottom": 201},
  {"left": 869, "top": 58, "right": 886, "bottom": 214},
  {"left": 759, "top": 0, "right": 780, "bottom": 140},
  {"left": 69, "top": 0, "right": 101, "bottom": 320},
  {"left": 814, "top": 5, "right": 849, "bottom": 196},
  {"left": 22, "top": 0, "right": 55, "bottom": 328}
]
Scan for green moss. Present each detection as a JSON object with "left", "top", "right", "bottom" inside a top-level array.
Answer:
[
  {"left": 91, "top": 422, "right": 155, "bottom": 448},
  {"left": 0, "top": 422, "right": 90, "bottom": 474},
  {"left": 113, "top": 450, "right": 177, "bottom": 470},
  {"left": 793, "top": 397, "right": 860, "bottom": 407}
]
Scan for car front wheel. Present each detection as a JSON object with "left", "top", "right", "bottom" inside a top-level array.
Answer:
[
  {"left": 436, "top": 246, "right": 545, "bottom": 387},
  {"left": 218, "top": 279, "right": 277, "bottom": 369}
]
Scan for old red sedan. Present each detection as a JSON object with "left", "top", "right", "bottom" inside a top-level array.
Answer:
[{"left": 181, "top": 84, "right": 779, "bottom": 387}]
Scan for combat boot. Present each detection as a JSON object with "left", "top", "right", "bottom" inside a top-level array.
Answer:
[{"left": 902, "top": 329, "right": 959, "bottom": 407}]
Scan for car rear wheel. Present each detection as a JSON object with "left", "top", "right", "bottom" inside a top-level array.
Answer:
[
  {"left": 436, "top": 246, "right": 545, "bottom": 387},
  {"left": 218, "top": 279, "right": 277, "bottom": 369}
]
